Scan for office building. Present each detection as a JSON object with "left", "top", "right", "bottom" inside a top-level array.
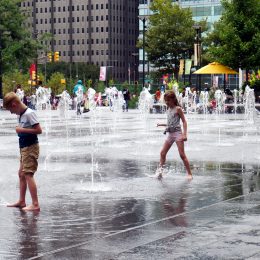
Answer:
[{"left": 20, "top": 0, "right": 139, "bottom": 83}]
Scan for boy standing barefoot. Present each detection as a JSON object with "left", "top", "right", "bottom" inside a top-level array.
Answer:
[{"left": 3, "top": 92, "right": 42, "bottom": 211}]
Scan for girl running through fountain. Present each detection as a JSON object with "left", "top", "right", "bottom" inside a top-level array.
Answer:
[{"left": 156, "top": 90, "right": 192, "bottom": 180}]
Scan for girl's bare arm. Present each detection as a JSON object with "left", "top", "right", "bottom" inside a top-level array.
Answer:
[{"left": 157, "top": 123, "right": 167, "bottom": 127}]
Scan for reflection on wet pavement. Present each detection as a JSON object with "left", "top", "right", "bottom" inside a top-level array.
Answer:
[{"left": 0, "top": 109, "right": 259, "bottom": 259}]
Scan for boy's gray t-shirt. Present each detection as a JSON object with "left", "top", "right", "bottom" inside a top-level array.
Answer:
[{"left": 18, "top": 108, "right": 39, "bottom": 148}]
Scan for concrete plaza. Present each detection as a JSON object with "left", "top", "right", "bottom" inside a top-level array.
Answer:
[{"left": 0, "top": 108, "right": 260, "bottom": 259}]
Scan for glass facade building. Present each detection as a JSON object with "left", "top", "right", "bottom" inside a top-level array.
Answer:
[{"left": 138, "top": 0, "right": 227, "bottom": 88}]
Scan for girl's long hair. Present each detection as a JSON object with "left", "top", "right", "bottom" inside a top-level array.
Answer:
[{"left": 164, "top": 91, "right": 180, "bottom": 107}]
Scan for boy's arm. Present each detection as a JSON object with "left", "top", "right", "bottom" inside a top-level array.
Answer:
[{"left": 16, "top": 123, "right": 42, "bottom": 135}]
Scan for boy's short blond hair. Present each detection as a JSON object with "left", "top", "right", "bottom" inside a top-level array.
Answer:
[{"left": 3, "top": 92, "right": 21, "bottom": 109}]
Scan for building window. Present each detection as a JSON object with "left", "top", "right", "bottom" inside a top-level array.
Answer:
[
  {"left": 214, "top": 6, "right": 223, "bottom": 15},
  {"left": 192, "top": 7, "right": 211, "bottom": 17}
]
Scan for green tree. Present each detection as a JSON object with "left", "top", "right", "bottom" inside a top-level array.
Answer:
[
  {"left": 47, "top": 72, "right": 67, "bottom": 95},
  {"left": 145, "top": 0, "right": 206, "bottom": 77},
  {"left": 3, "top": 70, "right": 29, "bottom": 94},
  {"left": 95, "top": 81, "right": 106, "bottom": 94},
  {"left": 3, "top": 70, "right": 48, "bottom": 95},
  {"left": 0, "top": 0, "right": 37, "bottom": 72},
  {"left": 38, "top": 62, "right": 99, "bottom": 83},
  {"left": 204, "top": 0, "right": 260, "bottom": 73}
]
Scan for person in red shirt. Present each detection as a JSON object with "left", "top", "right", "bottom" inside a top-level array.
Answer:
[{"left": 155, "top": 88, "right": 161, "bottom": 103}]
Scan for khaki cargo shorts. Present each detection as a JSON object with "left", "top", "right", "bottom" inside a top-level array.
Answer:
[{"left": 20, "top": 143, "right": 39, "bottom": 174}]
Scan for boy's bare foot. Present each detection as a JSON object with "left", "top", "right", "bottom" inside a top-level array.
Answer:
[
  {"left": 22, "top": 205, "right": 40, "bottom": 211},
  {"left": 7, "top": 202, "right": 26, "bottom": 208}
]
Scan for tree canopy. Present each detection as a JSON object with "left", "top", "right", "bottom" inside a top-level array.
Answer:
[
  {"left": 145, "top": 0, "right": 206, "bottom": 74},
  {"left": 204, "top": 0, "right": 260, "bottom": 71},
  {"left": 0, "top": 0, "right": 37, "bottom": 73}
]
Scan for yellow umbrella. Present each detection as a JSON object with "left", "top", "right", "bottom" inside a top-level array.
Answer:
[{"left": 193, "top": 62, "right": 238, "bottom": 74}]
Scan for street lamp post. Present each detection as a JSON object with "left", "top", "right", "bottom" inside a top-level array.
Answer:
[
  {"left": 0, "top": 30, "right": 3, "bottom": 99},
  {"left": 138, "top": 16, "right": 149, "bottom": 90},
  {"left": 0, "top": 30, "right": 10, "bottom": 100},
  {"left": 193, "top": 25, "right": 202, "bottom": 92},
  {"left": 33, "top": 30, "right": 38, "bottom": 87},
  {"left": 131, "top": 52, "right": 139, "bottom": 93}
]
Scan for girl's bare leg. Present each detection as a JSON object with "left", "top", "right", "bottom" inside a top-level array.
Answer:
[
  {"left": 157, "top": 141, "right": 172, "bottom": 179},
  {"left": 159, "top": 141, "right": 172, "bottom": 167},
  {"left": 176, "top": 141, "right": 192, "bottom": 179}
]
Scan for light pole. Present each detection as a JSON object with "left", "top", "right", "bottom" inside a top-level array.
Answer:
[
  {"left": 131, "top": 52, "right": 138, "bottom": 92},
  {"left": 193, "top": 25, "right": 202, "bottom": 92},
  {"left": 138, "top": 15, "right": 149, "bottom": 90},
  {"left": 106, "top": 65, "right": 113, "bottom": 87},
  {"left": 0, "top": 30, "right": 10, "bottom": 99},
  {"left": 0, "top": 30, "right": 3, "bottom": 99},
  {"left": 33, "top": 30, "right": 38, "bottom": 87}
]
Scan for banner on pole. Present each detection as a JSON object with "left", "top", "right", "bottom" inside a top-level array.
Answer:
[
  {"left": 185, "top": 59, "right": 192, "bottom": 75},
  {"left": 29, "top": 64, "right": 36, "bottom": 80},
  {"left": 179, "top": 59, "right": 184, "bottom": 75},
  {"left": 239, "top": 68, "right": 243, "bottom": 89},
  {"left": 99, "top": 66, "right": 106, "bottom": 81},
  {"left": 213, "top": 75, "right": 219, "bottom": 88}
]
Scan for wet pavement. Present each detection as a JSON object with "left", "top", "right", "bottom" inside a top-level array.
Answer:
[{"left": 0, "top": 108, "right": 260, "bottom": 259}]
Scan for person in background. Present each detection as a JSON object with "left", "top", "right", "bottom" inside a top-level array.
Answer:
[
  {"left": 122, "top": 88, "right": 131, "bottom": 112},
  {"left": 73, "top": 80, "right": 86, "bottom": 115},
  {"left": 155, "top": 88, "right": 161, "bottom": 103}
]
